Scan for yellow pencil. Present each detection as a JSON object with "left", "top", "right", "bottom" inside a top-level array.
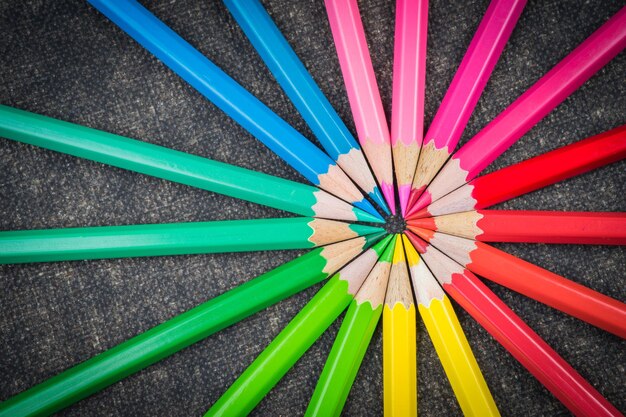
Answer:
[
  {"left": 383, "top": 236, "right": 417, "bottom": 416},
  {"left": 402, "top": 234, "right": 500, "bottom": 417}
]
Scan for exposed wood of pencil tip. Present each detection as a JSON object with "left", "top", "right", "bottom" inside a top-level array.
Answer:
[
  {"left": 405, "top": 250, "right": 446, "bottom": 308},
  {"left": 354, "top": 239, "right": 396, "bottom": 308},
  {"left": 392, "top": 140, "right": 420, "bottom": 185},
  {"left": 385, "top": 237, "right": 413, "bottom": 309},
  {"left": 316, "top": 163, "right": 367, "bottom": 204},
  {"left": 311, "top": 190, "right": 362, "bottom": 221},
  {"left": 426, "top": 181, "right": 477, "bottom": 216},
  {"left": 308, "top": 219, "right": 358, "bottom": 246},
  {"left": 320, "top": 236, "right": 369, "bottom": 275},
  {"left": 336, "top": 147, "right": 379, "bottom": 195},
  {"left": 411, "top": 141, "right": 451, "bottom": 189},
  {"left": 432, "top": 211, "right": 484, "bottom": 239},
  {"left": 338, "top": 241, "right": 388, "bottom": 296}
]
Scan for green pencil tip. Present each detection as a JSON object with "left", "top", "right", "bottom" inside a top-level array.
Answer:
[
  {"left": 370, "top": 233, "right": 393, "bottom": 255},
  {"left": 349, "top": 223, "right": 386, "bottom": 237},
  {"left": 378, "top": 234, "right": 397, "bottom": 263},
  {"left": 353, "top": 206, "right": 386, "bottom": 223},
  {"left": 363, "top": 231, "right": 386, "bottom": 248}
]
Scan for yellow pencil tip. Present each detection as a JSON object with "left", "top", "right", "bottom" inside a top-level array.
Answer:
[
  {"left": 402, "top": 234, "right": 420, "bottom": 266},
  {"left": 392, "top": 234, "right": 405, "bottom": 264}
]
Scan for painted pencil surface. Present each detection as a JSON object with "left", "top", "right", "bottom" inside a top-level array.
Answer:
[
  {"left": 383, "top": 236, "right": 417, "bottom": 416},
  {"left": 0, "top": 105, "right": 383, "bottom": 224},
  {"left": 223, "top": 0, "right": 388, "bottom": 214},
  {"left": 409, "top": 6, "right": 626, "bottom": 215},
  {"left": 205, "top": 235, "right": 393, "bottom": 417},
  {"left": 406, "top": 0, "right": 526, "bottom": 213},
  {"left": 410, "top": 227, "right": 626, "bottom": 338},
  {"left": 0, "top": 235, "right": 383, "bottom": 417},
  {"left": 391, "top": 0, "right": 428, "bottom": 215},
  {"left": 405, "top": 230, "right": 622, "bottom": 416},
  {"left": 325, "top": 0, "right": 396, "bottom": 213},
  {"left": 88, "top": 0, "right": 381, "bottom": 219},
  {"left": 409, "top": 124, "right": 626, "bottom": 218},
  {"left": 306, "top": 235, "right": 397, "bottom": 417},
  {"left": 410, "top": 210, "right": 626, "bottom": 245},
  {"left": 403, "top": 235, "right": 499, "bottom": 417},
  {"left": 0, "top": 218, "right": 385, "bottom": 264}
]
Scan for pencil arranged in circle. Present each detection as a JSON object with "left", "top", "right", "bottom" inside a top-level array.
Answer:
[
  {"left": 0, "top": 105, "right": 383, "bottom": 224},
  {"left": 404, "top": 230, "right": 622, "bottom": 416},
  {"left": 410, "top": 210, "right": 626, "bottom": 245},
  {"left": 383, "top": 236, "right": 417, "bottom": 417},
  {"left": 205, "top": 235, "right": 394, "bottom": 417},
  {"left": 223, "top": 0, "right": 389, "bottom": 214},
  {"left": 408, "top": 6, "right": 626, "bottom": 216},
  {"left": 408, "top": 124, "right": 626, "bottom": 218},
  {"left": 325, "top": 0, "right": 396, "bottom": 213},
  {"left": 406, "top": 0, "right": 526, "bottom": 213},
  {"left": 0, "top": 218, "right": 385, "bottom": 264},
  {"left": 409, "top": 227, "right": 626, "bottom": 338},
  {"left": 88, "top": 0, "right": 382, "bottom": 219},
  {"left": 0, "top": 235, "right": 383, "bottom": 417},
  {"left": 402, "top": 235, "right": 499, "bottom": 417},
  {"left": 391, "top": 0, "right": 428, "bottom": 215}
]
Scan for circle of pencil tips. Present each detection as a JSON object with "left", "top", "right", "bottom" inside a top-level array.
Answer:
[{"left": 1, "top": 1, "right": 624, "bottom": 416}]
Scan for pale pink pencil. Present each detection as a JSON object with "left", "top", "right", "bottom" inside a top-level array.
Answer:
[
  {"left": 408, "top": 5, "right": 626, "bottom": 217},
  {"left": 391, "top": 0, "right": 428, "bottom": 216},
  {"left": 405, "top": 0, "right": 526, "bottom": 216},
  {"left": 325, "top": 0, "right": 396, "bottom": 214}
]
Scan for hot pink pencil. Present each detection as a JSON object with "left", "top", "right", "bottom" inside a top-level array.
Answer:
[
  {"left": 325, "top": 0, "right": 396, "bottom": 214},
  {"left": 408, "top": 5, "right": 626, "bottom": 217},
  {"left": 405, "top": 0, "right": 526, "bottom": 214},
  {"left": 391, "top": 0, "right": 428, "bottom": 215}
]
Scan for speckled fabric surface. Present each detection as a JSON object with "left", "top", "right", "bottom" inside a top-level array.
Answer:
[{"left": 0, "top": 0, "right": 624, "bottom": 416}]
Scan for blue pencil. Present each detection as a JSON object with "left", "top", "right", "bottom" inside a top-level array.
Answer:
[
  {"left": 87, "top": 0, "right": 382, "bottom": 220},
  {"left": 223, "top": 0, "right": 389, "bottom": 214}
]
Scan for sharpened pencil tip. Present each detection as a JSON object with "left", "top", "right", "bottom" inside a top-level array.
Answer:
[
  {"left": 398, "top": 184, "right": 411, "bottom": 216},
  {"left": 406, "top": 192, "right": 430, "bottom": 217},
  {"left": 369, "top": 187, "right": 391, "bottom": 215},
  {"left": 353, "top": 198, "right": 385, "bottom": 222},
  {"left": 349, "top": 223, "right": 387, "bottom": 237},
  {"left": 381, "top": 182, "right": 396, "bottom": 215},
  {"left": 407, "top": 217, "right": 436, "bottom": 230},
  {"left": 363, "top": 231, "right": 387, "bottom": 247},
  {"left": 353, "top": 206, "right": 385, "bottom": 223}
]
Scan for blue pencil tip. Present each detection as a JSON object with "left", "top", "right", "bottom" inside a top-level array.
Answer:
[
  {"left": 353, "top": 199, "right": 385, "bottom": 223},
  {"left": 369, "top": 187, "right": 391, "bottom": 215}
]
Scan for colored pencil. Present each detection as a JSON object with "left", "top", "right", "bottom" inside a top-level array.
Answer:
[
  {"left": 408, "top": 6, "right": 626, "bottom": 216},
  {"left": 205, "top": 235, "right": 393, "bottom": 417},
  {"left": 222, "top": 0, "right": 389, "bottom": 214},
  {"left": 406, "top": 0, "right": 526, "bottom": 213},
  {"left": 305, "top": 235, "right": 397, "bottom": 417},
  {"left": 410, "top": 210, "right": 626, "bottom": 245},
  {"left": 403, "top": 235, "right": 499, "bottom": 417},
  {"left": 391, "top": 0, "right": 428, "bottom": 215},
  {"left": 404, "top": 230, "right": 621, "bottom": 416},
  {"left": 325, "top": 0, "right": 396, "bottom": 213},
  {"left": 0, "top": 105, "right": 383, "bottom": 224},
  {"left": 0, "top": 235, "right": 383, "bottom": 417},
  {"left": 409, "top": 227, "right": 626, "bottom": 338},
  {"left": 383, "top": 236, "right": 417, "bottom": 416},
  {"left": 0, "top": 218, "right": 385, "bottom": 264},
  {"left": 87, "top": 0, "right": 382, "bottom": 219},
  {"left": 409, "top": 124, "right": 626, "bottom": 218}
]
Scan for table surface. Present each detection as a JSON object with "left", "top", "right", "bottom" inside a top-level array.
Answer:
[{"left": 1, "top": 0, "right": 624, "bottom": 416}]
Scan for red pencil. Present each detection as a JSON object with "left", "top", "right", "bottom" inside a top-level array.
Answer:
[
  {"left": 409, "top": 210, "right": 626, "bottom": 245},
  {"left": 403, "top": 230, "right": 622, "bottom": 416},
  {"left": 406, "top": 7, "right": 626, "bottom": 216},
  {"left": 408, "top": 124, "right": 626, "bottom": 219},
  {"left": 408, "top": 227, "right": 626, "bottom": 338}
]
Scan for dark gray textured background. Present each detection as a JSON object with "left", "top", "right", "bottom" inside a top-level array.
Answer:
[{"left": 1, "top": 0, "right": 625, "bottom": 415}]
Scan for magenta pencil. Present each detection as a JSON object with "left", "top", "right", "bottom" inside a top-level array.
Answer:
[
  {"left": 325, "top": 0, "right": 396, "bottom": 213},
  {"left": 408, "top": 5, "right": 626, "bottom": 216},
  {"left": 406, "top": 0, "right": 526, "bottom": 214},
  {"left": 391, "top": 0, "right": 428, "bottom": 215}
]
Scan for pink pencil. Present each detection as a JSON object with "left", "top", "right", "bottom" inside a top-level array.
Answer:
[
  {"left": 325, "top": 0, "right": 396, "bottom": 214},
  {"left": 407, "top": 5, "right": 626, "bottom": 217},
  {"left": 391, "top": 0, "right": 428, "bottom": 215},
  {"left": 405, "top": 0, "right": 526, "bottom": 214}
]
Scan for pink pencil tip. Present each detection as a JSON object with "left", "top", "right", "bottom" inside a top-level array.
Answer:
[
  {"left": 381, "top": 182, "right": 396, "bottom": 215},
  {"left": 406, "top": 191, "right": 431, "bottom": 218},
  {"left": 398, "top": 185, "right": 411, "bottom": 216},
  {"left": 406, "top": 207, "right": 430, "bottom": 220}
]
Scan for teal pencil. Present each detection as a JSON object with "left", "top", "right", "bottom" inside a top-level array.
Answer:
[
  {"left": 0, "top": 218, "right": 385, "bottom": 264},
  {"left": 0, "top": 105, "right": 382, "bottom": 224}
]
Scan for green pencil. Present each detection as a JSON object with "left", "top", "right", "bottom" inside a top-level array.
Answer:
[
  {"left": 305, "top": 235, "right": 398, "bottom": 417},
  {"left": 204, "top": 234, "right": 394, "bottom": 417},
  {"left": 0, "top": 234, "right": 384, "bottom": 417},
  {"left": 0, "top": 105, "right": 383, "bottom": 224},
  {"left": 0, "top": 217, "right": 385, "bottom": 264}
]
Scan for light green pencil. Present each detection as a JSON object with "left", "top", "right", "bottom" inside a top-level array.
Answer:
[
  {"left": 0, "top": 218, "right": 385, "bottom": 264},
  {"left": 305, "top": 235, "right": 399, "bottom": 417},
  {"left": 204, "top": 234, "right": 394, "bottom": 417},
  {"left": 0, "top": 105, "right": 382, "bottom": 223}
]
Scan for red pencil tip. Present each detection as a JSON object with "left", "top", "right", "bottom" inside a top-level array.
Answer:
[
  {"left": 407, "top": 225, "right": 434, "bottom": 242},
  {"left": 406, "top": 207, "right": 430, "bottom": 220},
  {"left": 405, "top": 192, "right": 431, "bottom": 218},
  {"left": 406, "top": 217, "right": 436, "bottom": 230},
  {"left": 404, "top": 230, "right": 428, "bottom": 253},
  {"left": 404, "top": 187, "right": 424, "bottom": 214}
]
